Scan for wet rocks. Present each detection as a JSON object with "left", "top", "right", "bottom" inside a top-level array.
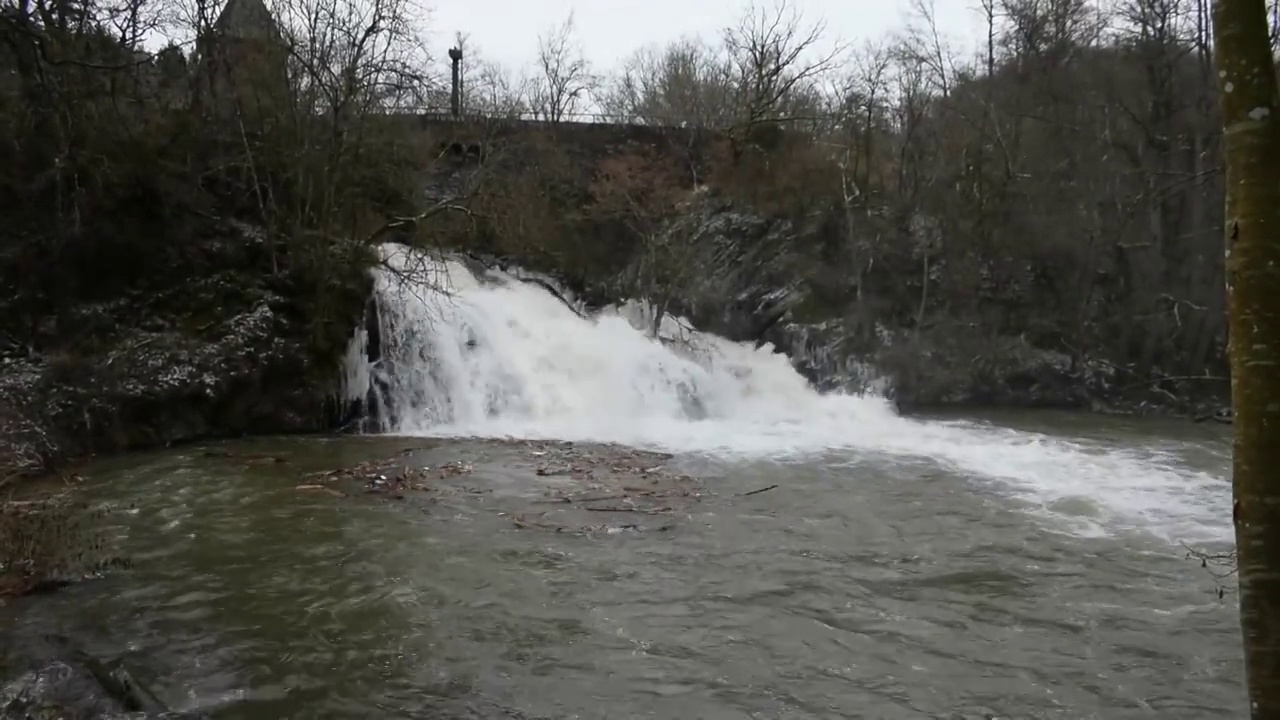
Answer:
[
  {"left": 869, "top": 326, "right": 1107, "bottom": 409},
  {"left": 641, "top": 197, "right": 805, "bottom": 347},
  {"left": 60, "top": 300, "right": 315, "bottom": 448},
  {"left": 0, "top": 635, "right": 207, "bottom": 720},
  {"left": 0, "top": 297, "right": 340, "bottom": 477},
  {"left": 0, "top": 218, "right": 372, "bottom": 482}
]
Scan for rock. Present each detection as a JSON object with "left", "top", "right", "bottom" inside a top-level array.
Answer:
[
  {"left": 1, "top": 301, "right": 316, "bottom": 463},
  {"left": 0, "top": 635, "right": 209, "bottom": 720},
  {"left": 0, "top": 220, "right": 369, "bottom": 476},
  {"left": 640, "top": 197, "right": 806, "bottom": 346}
]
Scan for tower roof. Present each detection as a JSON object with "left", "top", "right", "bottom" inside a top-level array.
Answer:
[{"left": 212, "top": 0, "right": 280, "bottom": 42}]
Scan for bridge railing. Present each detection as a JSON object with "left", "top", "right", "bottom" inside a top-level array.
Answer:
[{"left": 379, "top": 104, "right": 836, "bottom": 134}]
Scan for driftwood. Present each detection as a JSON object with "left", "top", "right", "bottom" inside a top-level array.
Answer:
[
  {"left": 1193, "top": 410, "right": 1233, "bottom": 424},
  {"left": 737, "top": 484, "right": 779, "bottom": 497}
]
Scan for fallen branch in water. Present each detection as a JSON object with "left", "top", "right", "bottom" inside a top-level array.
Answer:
[
  {"left": 737, "top": 484, "right": 779, "bottom": 497},
  {"left": 1192, "top": 410, "right": 1233, "bottom": 424},
  {"left": 583, "top": 505, "right": 672, "bottom": 514},
  {"left": 535, "top": 493, "right": 629, "bottom": 505},
  {"left": 1182, "top": 541, "right": 1238, "bottom": 601}
]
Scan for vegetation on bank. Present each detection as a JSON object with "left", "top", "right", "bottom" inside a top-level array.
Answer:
[
  {"left": 0, "top": 0, "right": 1256, "bottom": 491},
  {"left": 451, "top": 0, "right": 1241, "bottom": 413},
  {"left": 0, "top": 0, "right": 442, "bottom": 481}
]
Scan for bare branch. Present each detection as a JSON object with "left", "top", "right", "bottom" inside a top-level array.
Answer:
[
  {"left": 722, "top": 0, "right": 845, "bottom": 129},
  {"left": 530, "top": 11, "right": 596, "bottom": 122}
]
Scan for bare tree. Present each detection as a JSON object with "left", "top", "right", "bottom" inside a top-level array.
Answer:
[
  {"left": 274, "top": 0, "right": 434, "bottom": 116},
  {"left": 589, "top": 149, "right": 701, "bottom": 336},
  {"left": 470, "top": 58, "right": 533, "bottom": 118},
  {"left": 722, "top": 0, "right": 844, "bottom": 135},
  {"left": 530, "top": 11, "right": 594, "bottom": 122},
  {"left": 600, "top": 38, "right": 736, "bottom": 126},
  {"left": 823, "top": 41, "right": 893, "bottom": 301},
  {"left": 840, "top": 40, "right": 892, "bottom": 190},
  {"left": 170, "top": 0, "right": 439, "bottom": 271},
  {"left": 900, "top": 0, "right": 955, "bottom": 97},
  {"left": 998, "top": 0, "right": 1107, "bottom": 65}
]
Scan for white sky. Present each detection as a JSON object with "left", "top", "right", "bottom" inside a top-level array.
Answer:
[{"left": 426, "top": 0, "right": 986, "bottom": 74}]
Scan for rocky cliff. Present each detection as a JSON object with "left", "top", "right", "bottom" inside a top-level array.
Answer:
[{"left": 0, "top": 220, "right": 369, "bottom": 481}]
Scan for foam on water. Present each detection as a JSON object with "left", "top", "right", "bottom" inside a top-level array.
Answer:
[{"left": 346, "top": 244, "right": 1231, "bottom": 544}]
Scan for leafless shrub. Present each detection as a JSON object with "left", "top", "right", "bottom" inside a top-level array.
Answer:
[
  {"left": 1183, "top": 542, "right": 1237, "bottom": 602},
  {"left": 0, "top": 401, "right": 57, "bottom": 488},
  {"left": 600, "top": 38, "right": 736, "bottom": 127},
  {"left": 529, "top": 11, "right": 596, "bottom": 122},
  {"left": 0, "top": 491, "right": 123, "bottom": 598}
]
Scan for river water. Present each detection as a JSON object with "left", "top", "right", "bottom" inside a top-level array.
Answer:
[
  {"left": 1, "top": 416, "right": 1240, "bottom": 719},
  {"left": 2, "top": 245, "right": 1245, "bottom": 718}
]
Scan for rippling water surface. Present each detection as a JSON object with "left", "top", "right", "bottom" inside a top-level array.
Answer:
[{"left": 0, "top": 410, "right": 1243, "bottom": 719}]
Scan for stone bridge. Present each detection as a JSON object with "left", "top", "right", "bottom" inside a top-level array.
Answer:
[{"left": 378, "top": 112, "right": 725, "bottom": 169}]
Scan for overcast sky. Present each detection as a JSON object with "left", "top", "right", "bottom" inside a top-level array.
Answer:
[{"left": 426, "top": 0, "right": 986, "bottom": 74}]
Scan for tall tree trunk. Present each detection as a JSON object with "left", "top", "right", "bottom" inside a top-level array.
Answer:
[{"left": 1212, "top": 0, "right": 1280, "bottom": 716}]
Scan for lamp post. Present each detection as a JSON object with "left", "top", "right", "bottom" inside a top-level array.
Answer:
[{"left": 448, "top": 46, "right": 463, "bottom": 117}]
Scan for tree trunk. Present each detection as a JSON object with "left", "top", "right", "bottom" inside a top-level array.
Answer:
[{"left": 1212, "top": 0, "right": 1280, "bottom": 716}]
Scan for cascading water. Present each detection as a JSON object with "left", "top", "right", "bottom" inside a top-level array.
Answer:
[
  {"left": 345, "top": 243, "right": 843, "bottom": 441},
  {"left": 344, "top": 243, "right": 1230, "bottom": 544}
]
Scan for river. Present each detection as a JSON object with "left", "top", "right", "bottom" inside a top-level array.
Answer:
[
  {"left": 1, "top": 414, "right": 1240, "bottom": 719},
  {"left": 2, "top": 245, "right": 1245, "bottom": 718}
]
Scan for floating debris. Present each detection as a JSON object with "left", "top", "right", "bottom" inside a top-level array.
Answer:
[
  {"left": 200, "top": 449, "right": 287, "bottom": 464},
  {"left": 297, "top": 439, "right": 706, "bottom": 538},
  {"left": 295, "top": 484, "right": 346, "bottom": 498},
  {"left": 436, "top": 460, "right": 473, "bottom": 479},
  {"left": 511, "top": 511, "right": 678, "bottom": 537},
  {"left": 298, "top": 455, "right": 478, "bottom": 502},
  {"left": 501, "top": 440, "right": 702, "bottom": 535}
]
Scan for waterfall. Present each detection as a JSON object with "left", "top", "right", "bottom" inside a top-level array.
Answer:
[
  {"left": 342, "top": 243, "right": 872, "bottom": 443},
  {"left": 341, "top": 242, "right": 1229, "bottom": 543}
]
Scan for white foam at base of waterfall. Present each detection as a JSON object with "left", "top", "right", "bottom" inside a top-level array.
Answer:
[{"left": 343, "top": 244, "right": 1230, "bottom": 544}]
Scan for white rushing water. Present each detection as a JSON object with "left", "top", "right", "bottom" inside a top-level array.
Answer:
[{"left": 344, "top": 244, "right": 1230, "bottom": 543}]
